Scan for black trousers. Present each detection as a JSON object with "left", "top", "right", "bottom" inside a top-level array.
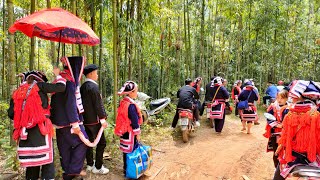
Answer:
[
  {"left": 214, "top": 111, "right": 226, "bottom": 132},
  {"left": 273, "top": 151, "right": 309, "bottom": 180},
  {"left": 25, "top": 162, "right": 55, "bottom": 180},
  {"left": 123, "top": 152, "right": 127, "bottom": 176},
  {"left": 270, "top": 136, "right": 279, "bottom": 168},
  {"left": 263, "top": 95, "right": 272, "bottom": 104},
  {"left": 85, "top": 123, "right": 107, "bottom": 169},
  {"left": 172, "top": 104, "right": 199, "bottom": 128},
  {"left": 199, "top": 102, "right": 205, "bottom": 116},
  {"left": 273, "top": 164, "right": 285, "bottom": 180},
  {"left": 235, "top": 102, "right": 239, "bottom": 116}
]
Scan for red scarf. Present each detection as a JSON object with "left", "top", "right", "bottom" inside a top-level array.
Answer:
[
  {"left": 59, "top": 70, "right": 74, "bottom": 82},
  {"left": 114, "top": 97, "right": 143, "bottom": 136},
  {"left": 191, "top": 82, "right": 200, "bottom": 93}
]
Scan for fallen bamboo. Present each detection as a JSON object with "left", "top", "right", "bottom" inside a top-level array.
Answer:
[{"left": 150, "top": 166, "right": 165, "bottom": 179}]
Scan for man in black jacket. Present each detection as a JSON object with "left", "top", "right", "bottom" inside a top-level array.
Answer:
[
  {"left": 80, "top": 64, "right": 109, "bottom": 175},
  {"left": 171, "top": 78, "right": 200, "bottom": 128},
  {"left": 199, "top": 76, "right": 215, "bottom": 116}
]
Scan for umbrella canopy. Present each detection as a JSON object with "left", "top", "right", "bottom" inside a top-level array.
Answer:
[{"left": 9, "top": 8, "right": 99, "bottom": 46}]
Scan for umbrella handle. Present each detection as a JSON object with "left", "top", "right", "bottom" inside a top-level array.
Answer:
[{"left": 56, "top": 30, "right": 62, "bottom": 66}]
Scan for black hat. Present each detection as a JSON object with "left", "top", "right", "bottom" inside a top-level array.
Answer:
[
  {"left": 185, "top": 78, "right": 192, "bottom": 85},
  {"left": 244, "top": 80, "right": 254, "bottom": 88},
  {"left": 213, "top": 76, "right": 222, "bottom": 85},
  {"left": 83, "top": 64, "right": 98, "bottom": 76},
  {"left": 118, "top": 81, "right": 138, "bottom": 95},
  {"left": 18, "top": 70, "right": 48, "bottom": 83}
]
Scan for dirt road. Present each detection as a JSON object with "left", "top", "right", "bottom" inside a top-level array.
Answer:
[
  {"left": 146, "top": 114, "right": 275, "bottom": 180},
  {"left": 0, "top": 113, "right": 276, "bottom": 180}
]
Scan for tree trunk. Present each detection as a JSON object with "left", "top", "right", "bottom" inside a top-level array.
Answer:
[
  {"left": 305, "top": 0, "right": 312, "bottom": 78},
  {"left": 112, "top": 0, "right": 118, "bottom": 121},
  {"left": 272, "top": 8, "right": 278, "bottom": 82},
  {"left": 47, "top": 0, "right": 56, "bottom": 65},
  {"left": 8, "top": 0, "right": 15, "bottom": 146},
  {"left": 159, "top": 1, "right": 165, "bottom": 97},
  {"left": 187, "top": 0, "right": 191, "bottom": 77},
  {"left": 124, "top": 0, "right": 129, "bottom": 81},
  {"left": 236, "top": 18, "right": 241, "bottom": 80},
  {"left": 137, "top": 0, "right": 143, "bottom": 90},
  {"left": 200, "top": 0, "right": 205, "bottom": 77},
  {"left": 71, "top": 0, "right": 76, "bottom": 56},
  {"left": 177, "top": 15, "right": 182, "bottom": 85},
  {"left": 159, "top": 32, "right": 164, "bottom": 97},
  {"left": 99, "top": 0, "right": 103, "bottom": 91},
  {"left": 183, "top": 0, "right": 187, "bottom": 77},
  {"left": 91, "top": 0, "right": 97, "bottom": 64},
  {"left": 128, "top": 0, "right": 135, "bottom": 80},
  {"left": 247, "top": 0, "right": 252, "bottom": 72},
  {"left": 212, "top": 0, "right": 218, "bottom": 77},
  {"left": 29, "top": 0, "right": 36, "bottom": 70},
  {"left": 272, "top": 29, "right": 277, "bottom": 82},
  {"left": 117, "top": 0, "right": 123, "bottom": 83},
  {"left": 165, "top": 0, "right": 171, "bottom": 90},
  {"left": 2, "top": 0, "right": 6, "bottom": 99}
]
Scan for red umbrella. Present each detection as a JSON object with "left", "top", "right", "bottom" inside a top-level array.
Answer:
[{"left": 9, "top": 8, "right": 99, "bottom": 46}]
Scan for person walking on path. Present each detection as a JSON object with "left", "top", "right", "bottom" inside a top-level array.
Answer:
[
  {"left": 238, "top": 81, "right": 259, "bottom": 134},
  {"left": 114, "top": 81, "right": 143, "bottom": 176}
]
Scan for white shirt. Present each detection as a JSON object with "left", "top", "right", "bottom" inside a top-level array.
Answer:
[{"left": 85, "top": 78, "right": 98, "bottom": 85}]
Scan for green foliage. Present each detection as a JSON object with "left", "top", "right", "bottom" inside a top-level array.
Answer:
[{"left": 0, "top": 101, "right": 19, "bottom": 171}]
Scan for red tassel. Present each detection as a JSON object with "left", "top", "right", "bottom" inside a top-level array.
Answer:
[
  {"left": 12, "top": 83, "right": 52, "bottom": 140},
  {"left": 279, "top": 107, "right": 320, "bottom": 164},
  {"left": 263, "top": 125, "right": 271, "bottom": 138}
]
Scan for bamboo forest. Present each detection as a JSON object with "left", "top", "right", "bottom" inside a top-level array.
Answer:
[{"left": 0, "top": 0, "right": 320, "bottom": 179}]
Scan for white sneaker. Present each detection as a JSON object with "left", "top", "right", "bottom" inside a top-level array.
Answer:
[
  {"left": 168, "top": 126, "right": 175, "bottom": 131},
  {"left": 86, "top": 165, "right": 94, "bottom": 172},
  {"left": 92, "top": 165, "right": 110, "bottom": 174},
  {"left": 195, "top": 121, "right": 200, "bottom": 127}
]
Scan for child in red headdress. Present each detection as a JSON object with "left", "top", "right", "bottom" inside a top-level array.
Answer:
[
  {"left": 114, "top": 81, "right": 143, "bottom": 176},
  {"left": 263, "top": 89, "right": 289, "bottom": 168}
]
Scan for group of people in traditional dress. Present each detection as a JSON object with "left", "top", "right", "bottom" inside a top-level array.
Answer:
[
  {"left": 8, "top": 56, "right": 142, "bottom": 180},
  {"left": 263, "top": 80, "right": 320, "bottom": 180},
  {"left": 172, "top": 76, "right": 320, "bottom": 180},
  {"left": 172, "top": 76, "right": 261, "bottom": 134},
  {"left": 7, "top": 57, "right": 320, "bottom": 180}
]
